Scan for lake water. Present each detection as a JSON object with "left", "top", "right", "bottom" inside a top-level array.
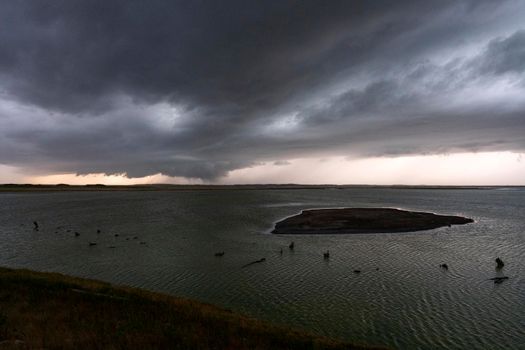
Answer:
[{"left": 0, "top": 188, "right": 524, "bottom": 349}]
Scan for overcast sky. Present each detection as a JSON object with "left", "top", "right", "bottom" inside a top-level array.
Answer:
[{"left": 1, "top": 1, "right": 524, "bottom": 184}]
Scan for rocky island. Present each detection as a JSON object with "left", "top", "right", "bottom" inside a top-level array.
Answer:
[{"left": 272, "top": 208, "right": 474, "bottom": 234}]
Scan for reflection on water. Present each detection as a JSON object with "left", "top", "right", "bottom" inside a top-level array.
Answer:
[{"left": 1, "top": 188, "right": 524, "bottom": 349}]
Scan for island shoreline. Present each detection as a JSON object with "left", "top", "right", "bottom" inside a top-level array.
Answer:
[{"left": 272, "top": 208, "right": 474, "bottom": 235}]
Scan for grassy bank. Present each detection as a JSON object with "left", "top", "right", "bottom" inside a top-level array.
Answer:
[{"left": 0, "top": 267, "right": 384, "bottom": 349}]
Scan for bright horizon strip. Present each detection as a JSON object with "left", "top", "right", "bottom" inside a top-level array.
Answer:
[
  {"left": 1, "top": 151, "right": 523, "bottom": 186},
  {"left": 223, "top": 151, "right": 525, "bottom": 186}
]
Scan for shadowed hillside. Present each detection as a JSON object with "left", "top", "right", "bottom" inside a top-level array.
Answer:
[{"left": 0, "top": 267, "right": 385, "bottom": 350}]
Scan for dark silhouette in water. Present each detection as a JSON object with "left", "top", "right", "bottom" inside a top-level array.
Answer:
[
  {"left": 353, "top": 270, "right": 361, "bottom": 274},
  {"left": 74, "top": 232, "right": 80, "bottom": 237},
  {"left": 33, "top": 221, "right": 39, "bottom": 231},
  {"left": 488, "top": 276, "right": 509, "bottom": 284},
  {"left": 495, "top": 257, "right": 505, "bottom": 269},
  {"left": 215, "top": 252, "right": 225, "bottom": 257},
  {"left": 273, "top": 208, "right": 474, "bottom": 234},
  {"left": 97, "top": 229, "right": 101, "bottom": 234},
  {"left": 114, "top": 234, "right": 119, "bottom": 237},
  {"left": 279, "top": 248, "right": 283, "bottom": 255},
  {"left": 323, "top": 251, "right": 330, "bottom": 259},
  {"left": 440, "top": 263, "right": 448, "bottom": 270},
  {"left": 88, "top": 242, "right": 97, "bottom": 246},
  {"left": 289, "top": 242, "right": 294, "bottom": 250},
  {"left": 242, "top": 258, "right": 266, "bottom": 268}
]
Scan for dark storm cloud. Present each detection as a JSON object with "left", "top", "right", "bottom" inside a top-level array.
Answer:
[
  {"left": 273, "top": 160, "right": 291, "bottom": 166},
  {"left": 0, "top": 0, "right": 524, "bottom": 180},
  {"left": 0, "top": 0, "right": 458, "bottom": 113},
  {"left": 478, "top": 30, "right": 525, "bottom": 76}
]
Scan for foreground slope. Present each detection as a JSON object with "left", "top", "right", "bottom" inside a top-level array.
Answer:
[{"left": 0, "top": 267, "right": 384, "bottom": 350}]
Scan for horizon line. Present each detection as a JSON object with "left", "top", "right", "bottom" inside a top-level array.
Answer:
[{"left": 1, "top": 183, "right": 524, "bottom": 188}]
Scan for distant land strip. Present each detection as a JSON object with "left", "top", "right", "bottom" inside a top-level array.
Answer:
[{"left": 0, "top": 184, "right": 521, "bottom": 192}]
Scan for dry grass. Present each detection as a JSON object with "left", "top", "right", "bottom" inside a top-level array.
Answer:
[{"left": 0, "top": 267, "right": 385, "bottom": 350}]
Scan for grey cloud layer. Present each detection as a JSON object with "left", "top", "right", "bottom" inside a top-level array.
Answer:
[{"left": 0, "top": 1, "right": 524, "bottom": 179}]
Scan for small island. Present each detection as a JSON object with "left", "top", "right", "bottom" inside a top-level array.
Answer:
[{"left": 272, "top": 208, "right": 474, "bottom": 234}]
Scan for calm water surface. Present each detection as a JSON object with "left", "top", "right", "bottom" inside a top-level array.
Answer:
[{"left": 1, "top": 188, "right": 524, "bottom": 349}]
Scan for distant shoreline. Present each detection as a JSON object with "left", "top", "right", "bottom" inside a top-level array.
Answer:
[{"left": 0, "top": 183, "right": 522, "bottom": 192}]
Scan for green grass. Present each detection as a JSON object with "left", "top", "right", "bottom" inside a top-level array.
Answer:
[{"left": 0, "top": 267, "right": 386, "bottom": 349}]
